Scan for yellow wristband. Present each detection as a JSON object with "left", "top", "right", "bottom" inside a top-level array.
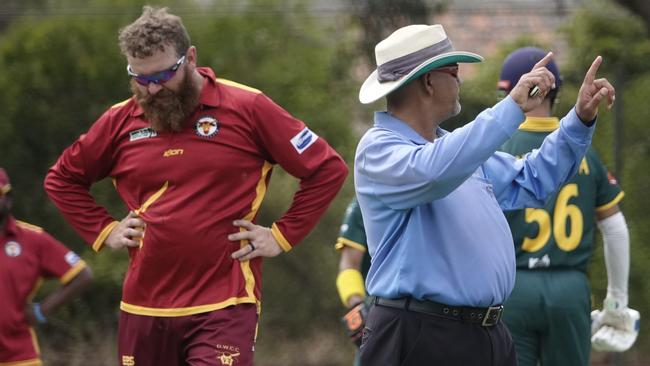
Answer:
[{"left": 336, "top": 269, "right": 366, "bottom": 307}]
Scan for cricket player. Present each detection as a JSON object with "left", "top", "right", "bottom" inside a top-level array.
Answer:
[
  {"left": 44, "top": 6, "right": 347, "bottom": 366},
  {"left": 1, "top": 167, "right": 92, "bottom": 366},
  {"left": 498, "top": 47, "right": 639, "bottom": 366}
]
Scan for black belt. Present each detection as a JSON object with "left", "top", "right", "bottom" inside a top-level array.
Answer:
[{"left": 372, "top": 296, "right": 503, "bottom": 327}]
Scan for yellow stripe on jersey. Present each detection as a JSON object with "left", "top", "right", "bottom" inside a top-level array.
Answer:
[
  {"left": 26, "top": 278, "right": 43, "bottom": 303},
  {"left": 92, "top": 221, "right": 119, "bottom": 252},
  {"left": 216, "top": 78, "right": 262, "bottom": 94},
  {"left": 15, "top": 221, "right": 43, "bottom": 233},
  {"left": 59, "top": 260, "right": 88, "bottom": 285},
  {"left": 29, "top": 327, "right": 41, "bottom": 356},
  {"left": 334, "top": 237, "right": 367, "bottom": 252},
  {"left": 0, "top": 358, "right": 42, "bottom": 366},
  {"left": 595, "top": 191, "right": 625, "bottom": 213},
  {"left": 240, "top": 162, "right": 273, "bottom": 299},
  {"left": 135, "top": 181, "right": 169, "bottom": 215},
  {"left": 110, "top": 99, "right": 130, "bottom": 109},
  {"left": 120, "top": 296, "right": 257, "bottom": 317}
]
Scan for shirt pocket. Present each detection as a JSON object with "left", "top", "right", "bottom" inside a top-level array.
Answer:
[{"left": 470, "top": 174, "right": 498, "bottom": 204}]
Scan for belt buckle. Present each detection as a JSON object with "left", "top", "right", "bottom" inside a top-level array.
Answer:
[{"left": 481, "top": 305, "right": 503, "bottom": 327}]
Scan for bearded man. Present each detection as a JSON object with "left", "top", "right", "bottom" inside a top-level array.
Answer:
[{"left": 44, "top": 6, "right": 347, "bottom": 366}]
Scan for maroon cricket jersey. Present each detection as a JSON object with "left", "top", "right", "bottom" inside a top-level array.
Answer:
[
  {"left": 0, "top": 217, "right": 87, "bottom": 364},
  {"left": 45, "top": 68, "right": 347, "bottom": 316}
]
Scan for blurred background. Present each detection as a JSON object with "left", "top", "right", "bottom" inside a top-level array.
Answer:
[{"left": 0, "top": 0, "right": 649, "bottom": 365}]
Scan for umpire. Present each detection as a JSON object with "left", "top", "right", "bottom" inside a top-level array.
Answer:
[{"left": 354, "top": 24, "right": 615, "bottom": 365}]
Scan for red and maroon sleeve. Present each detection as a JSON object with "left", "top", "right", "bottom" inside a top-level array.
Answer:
[
  {"left": 37, "top": 231, "right": 87, "bottom": 284},
  {"left": 252, "top": 93, "right": 348, "bottom": 250},
  {"left": 44, "top": 109, "right": 120, "bottom": 251}
]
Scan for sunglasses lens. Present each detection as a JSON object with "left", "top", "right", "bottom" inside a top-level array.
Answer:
[
  {"left": 134, "top": 77, "right": 151, "bottom": 86},
  {"left": 157, "top": 70, "right": 176, "bottom": 83},
  {"left": 134, "top": 70, "right": 177, "bottom": 86}
]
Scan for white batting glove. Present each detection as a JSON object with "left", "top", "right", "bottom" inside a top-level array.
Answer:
[{"left": 591, "top": 296, "right": 640, "bottom": 352}]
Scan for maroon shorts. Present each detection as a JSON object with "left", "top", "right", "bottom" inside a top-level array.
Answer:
[{"left": 118, "top": 304, "right": 257, "bottom": 366}]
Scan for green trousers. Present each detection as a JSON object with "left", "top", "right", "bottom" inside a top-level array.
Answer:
[{"left": 502, "top": 269, "right": 591, "bottom": 366}]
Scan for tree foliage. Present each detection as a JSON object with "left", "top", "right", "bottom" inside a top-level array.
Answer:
[{"left": 2, "top": 0, "right": 649, "bottom": 364}]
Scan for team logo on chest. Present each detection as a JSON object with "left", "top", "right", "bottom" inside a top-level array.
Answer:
[
  {"left": 195, "top": 116, "right": 219, "bottom": 138},
  {"left": 4, "top": 241, "right": 22, "bottom": 257}
]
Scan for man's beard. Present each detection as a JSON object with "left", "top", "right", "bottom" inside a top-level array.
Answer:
[{"left": 131, "top": 71, "right": 200, "bottom": 132}]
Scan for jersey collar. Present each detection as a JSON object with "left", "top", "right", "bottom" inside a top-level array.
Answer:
[
  {"left": 374, "top": 111, "right": 446, "bottom": 145},
  {"left": 518, "top": 116, "right": 560, "bottom": 132}
]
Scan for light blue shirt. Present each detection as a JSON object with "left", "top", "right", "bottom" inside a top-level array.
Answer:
[{"left": 354, "top": 96, "right": 594, "bottom": 307}]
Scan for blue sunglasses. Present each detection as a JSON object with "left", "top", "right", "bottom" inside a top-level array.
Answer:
[{"left": 127, "top": 55, "right": 186, "bottom": 86}]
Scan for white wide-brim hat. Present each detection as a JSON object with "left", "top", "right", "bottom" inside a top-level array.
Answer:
[{"left": 359, "top": 24, "right": 484, "bottom": 104}]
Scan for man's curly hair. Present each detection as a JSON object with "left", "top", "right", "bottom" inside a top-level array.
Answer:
[{"left": 118, "top": 6, "right": 190, "bottom": 58}]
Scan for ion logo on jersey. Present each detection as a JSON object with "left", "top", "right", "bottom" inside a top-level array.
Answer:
[
  {"left": 4, "top": 241, "right": 21, "bottom": 257},
  {"left": 290, "top": 127, "right": 318, "bottom": 154},
  {"left": 195, "top": 116, "right": 219, "bottom": 138}
]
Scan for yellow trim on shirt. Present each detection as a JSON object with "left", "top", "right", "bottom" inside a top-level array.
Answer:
[
  {"left": 92, "top": 221, "right": 119, "bottom": 252},
  {"left": 120, "top": 296, "right": 257, "bottom": 317},
  {"left": 518, "top": 117, "right": 560, "bottom": 132},
  {"left": 242, "top": 163, "right": 272, "bottom": 222},
  {"left": 110, "top": 99, "right": 130, "bottom": 109},
  {"left": 59, "top": 260, "right": 87, "bottom": 285},
  {"left": 334, "top": 237, "right": 367, "bottom": 252},
  {"left": 595, "top": 191, "right": 625, "bottom": 213},
  {"left": 271, "top": 224, "right": 292, "bottom": 252},
  {"left": 135, "top": 181, "right": 168, "bottom": 215},
  {"left": 1, "top": 183, "right": 11, "bottom": 195},
  {"left": 26, "top": 278, "right": 43, "bottom": 303},
  {"left": 15, "top": 221, "right": 43, "bottom": 233},
  {"left": 0, "top": 358, "right": 42, "bottom": 366},
  {"left": 239, "top": 162, "right": 273, "bottom": 299},
  {"left": 216, "top": 78, "right": 261, "bottom": 94},
  {"left": 29, "top": 327, "right": 40, "bottom": 356}
]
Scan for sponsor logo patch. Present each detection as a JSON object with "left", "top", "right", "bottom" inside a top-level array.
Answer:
[
  {"left": 528, "top": 254, "right": 551, "bottom": 269},
  {"left": 290, "top": 127, "right": 318, "bottom": 154},
  {"left": 129, "top": 127, "right": 158, "bottom": 142},
  {"left": 4, "top": 241, "right": 21, "bottom": 257},
  {"left": 64, "top": 251, "right": 81, "bottom": 266},
  {"left": 195, "top": 116, "right": 219, "bottom": 138}
]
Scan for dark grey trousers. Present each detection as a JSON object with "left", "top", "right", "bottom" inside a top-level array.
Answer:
[{"left": 359, "top": 303, "right": 517, "bottom": 366}]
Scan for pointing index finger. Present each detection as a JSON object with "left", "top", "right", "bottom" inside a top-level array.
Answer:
[
  {"left": 531, "top": 51, "right": 554, "bottom": 71},
  {"left": 584, "top": 56, "right": 603, "bottom": 85}
]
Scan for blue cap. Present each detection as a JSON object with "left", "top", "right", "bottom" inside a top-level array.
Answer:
[{"left": 497, "top": 47, "right": 561, "bottom": 94}]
